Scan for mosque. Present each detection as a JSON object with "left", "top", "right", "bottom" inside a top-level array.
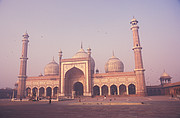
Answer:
[{"left": 16, "top": 18, "right": 147, "bottom": 99}]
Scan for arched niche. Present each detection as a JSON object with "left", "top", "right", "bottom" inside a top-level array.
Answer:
[
  {"left": 93, "top": 85, "right": 100, "bottom": 96},
  {"left": 128, "top": 84, "right": 136, "bottom": 95},
  {"left": 73, "top": 82, "right": 83, "bottom": 96},
  {"left": 65, "top": 67, "right": 84, "bottom": 96}
]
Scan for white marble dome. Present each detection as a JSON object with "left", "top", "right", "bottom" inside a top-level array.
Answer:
[
  {"left": 72, "top": 48, "right": 88, "bottom": 58},
  {"left": 72, "top": 48, "right": 95, "bottom": 72},
  {"left": 105, "top": 55, "right": 124, "bottom": 73},
  {"left": 44, "top": 59, "right": 59, "bottom": 76}
]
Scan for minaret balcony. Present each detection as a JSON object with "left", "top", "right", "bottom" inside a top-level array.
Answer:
[
  {"left": 132, "top": 46, "right": 142, "bottom": 50},
  {"left": 20, "top": 57, "right": 28, "bottom": 60},
  {"left": 134, "top": 68, "right": 145, "bottom": 71},
  {"left": 18, "top": 75, "right": 27, "bottom": 78},
  {"left": 131, "top": 25, "right": 139, "bottom": 30}
]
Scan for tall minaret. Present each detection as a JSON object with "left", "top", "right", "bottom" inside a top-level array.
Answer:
[
  {"left": 17, "top": 32, "right": 29, "bottom": 98},
  {"left": 87, "top": 47, "right": 92, "bottom": 96},
  {"left": 58, "top": 49, "right": 62, "bottom": 96},
  {"left": 130, "top": 18, "right": 147, "bottom": 96}
]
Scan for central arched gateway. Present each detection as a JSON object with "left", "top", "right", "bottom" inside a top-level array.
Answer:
[
  {"left": 65, "top": 67, "right": 84, "bottom": 96},
  {"left": 73, "top": 82, "right": 83, "bottom": 96}
]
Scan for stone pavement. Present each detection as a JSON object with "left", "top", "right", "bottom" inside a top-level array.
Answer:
[{"left": 0, "top": 96, "right": 180, "bottom": 118}]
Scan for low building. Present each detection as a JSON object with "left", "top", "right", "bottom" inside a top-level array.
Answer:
[{"left": 147, "top": 72, "right": 180, "bottom": 96}]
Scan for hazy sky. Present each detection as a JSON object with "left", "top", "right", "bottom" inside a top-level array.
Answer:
[{"left": 0, "top": 0, "right": 180, "bottom": 88}]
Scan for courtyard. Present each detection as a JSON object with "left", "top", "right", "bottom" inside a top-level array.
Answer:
[{"left": 0, "top": 96, "right": 180, "bottom": 118}]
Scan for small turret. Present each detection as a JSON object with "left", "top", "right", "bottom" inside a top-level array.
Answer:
[
  {"left": 96, "top": 69, "right": 99, "bottom": 74},
  {"left": 160, "top": 71, "right": 172, "bottom": 85}
]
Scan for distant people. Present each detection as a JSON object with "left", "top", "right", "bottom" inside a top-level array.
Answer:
[
  {"left": 104, "top": 95, "right": 106, "bottom": 100},
  {"left": 49, "top": 96, "right": 51, "bottom": 104},
  {"left": 78, "top": 97, "right": 81, "bottom": 102}
]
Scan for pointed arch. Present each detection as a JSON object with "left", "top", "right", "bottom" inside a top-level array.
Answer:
[
  {"left": 53, "top": 87, "right": 58, "bottom": 97},
  {"left": 39, "top": 87, "right": 45, "bottom": 97},
  {"left": 119, "top": 84, "right": 126, "bottom": 95},
  {"left": 101, "top": 85, "right": 108, "bottom": 96},
  {"left": 65, "top": 67, "right": 84, "bottom": 96},
  {"left": 32, "top": 87, "right": 38, "bottom": 97},
  {"left": 64, "top": 66, "right": 85, "bottom": 79},
  {"left": 26, "top": 87, "right": 31, "bottom": 97},
  {"left": 46, "top": 87, "right": 52, "bottom": 97},
  {"left": 93, "top": 85, "right": 100, "bottom": 96},
  {"left": 128, "top": 84, "right": 136, "bottom": 94},
  {"left": 110, "top": 85, "right": 117, "bottom": 95},
  {"left": 65, "top": 67, "right": 84, "bottom": 78},
  {"left": 73, "top": 82, "right": 83, "bottom": 96}
]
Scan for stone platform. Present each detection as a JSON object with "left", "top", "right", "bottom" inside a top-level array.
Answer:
[{"left": 0, "top": 96, "right": 180, "bottom": 118}]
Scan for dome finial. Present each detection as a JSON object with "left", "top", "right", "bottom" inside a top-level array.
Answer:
[
  {"left": 52, "top": 56, "right": 55, "bottom": 62},
  {"left": 23, "top": 30, "right": 29, "bottom": 38},
  {"left": 112, "top": 50, "right": 114, "bottom": 56},
  {"left": 81, "top": 42, "right": 83, "bottom": 49}
]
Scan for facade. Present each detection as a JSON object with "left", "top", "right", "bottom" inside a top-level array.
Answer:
[{"left": 17, "top": 18, "right": 147, "bottom": 99}]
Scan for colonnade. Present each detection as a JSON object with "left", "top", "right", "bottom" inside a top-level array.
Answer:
[
  {"left": 26, "top": 87, "right": 58, "bottom": 98},
  {"left": 93, "top": 84, "right": 136, "bottom": 96}
]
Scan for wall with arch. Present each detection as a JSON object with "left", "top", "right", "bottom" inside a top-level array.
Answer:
[
  {"left": 26, "top": 76, "right": 59, "bottom": 98},
  {"left": 25, "top": 86, "right": 59, "bottom": 98},
  {"left": 93, "top": 74, "right": 137, "bottom": 96}
]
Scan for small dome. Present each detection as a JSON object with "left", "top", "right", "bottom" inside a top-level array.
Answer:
[
  {"left": 160, "top": 72, "right": 171, "bottom": 79},
  {"left": 105, "top": 55, "right": 124, "bottom": 73},
  {"left": 23, "top": 32, "right": 29, "bottom": 38},
  {"left": 131, "top": 18, "right": 137, "bottom": 22},
  {"left": 24, "top": 32, "right": 28, "bottom": 36},
  {"left": 130, "top": 17, "right": 138, "bottom": 25},
  {"left": 44, "top": 59, "right": 59, "bottom": 76},
  {"left": 72, "top": 48, "right": 95, "bottom": 72}
]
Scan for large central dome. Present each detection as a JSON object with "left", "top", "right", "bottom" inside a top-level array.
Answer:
[
  {"left": 72, "top": 47, "right": 95, "bottom": 72},
  {"left": 72, "top": 48, "right": 88, "bottom": 58}
]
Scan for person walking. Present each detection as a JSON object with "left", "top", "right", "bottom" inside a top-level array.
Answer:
[{"left": 49, "top": 96, "right": 51, "bottom": 104}]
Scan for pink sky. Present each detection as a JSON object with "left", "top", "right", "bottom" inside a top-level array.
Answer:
[{"left": 0, "top": 0, "right": 180, "bottom": 88}]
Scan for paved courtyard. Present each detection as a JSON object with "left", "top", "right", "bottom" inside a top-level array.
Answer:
[{"left": 0, "top": 96, "right": 180, "bottom": 118}]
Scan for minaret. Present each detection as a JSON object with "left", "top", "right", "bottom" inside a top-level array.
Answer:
[
  {"left": 17, "top": 32, "right": 29, "bottom": 98},
  {"left": 87, "top": 47, "right": 92, "bottom": 96},
  {"left": 58, "top": 49, "right": 62, "bottom": 96},
  {"left": 130, "top": 18, "right": 147, "bottom": 96}
]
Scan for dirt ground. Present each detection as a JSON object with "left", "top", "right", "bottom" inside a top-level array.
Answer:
[{"left": 0, "top": 96, "right": 180, "bottom": 118}]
